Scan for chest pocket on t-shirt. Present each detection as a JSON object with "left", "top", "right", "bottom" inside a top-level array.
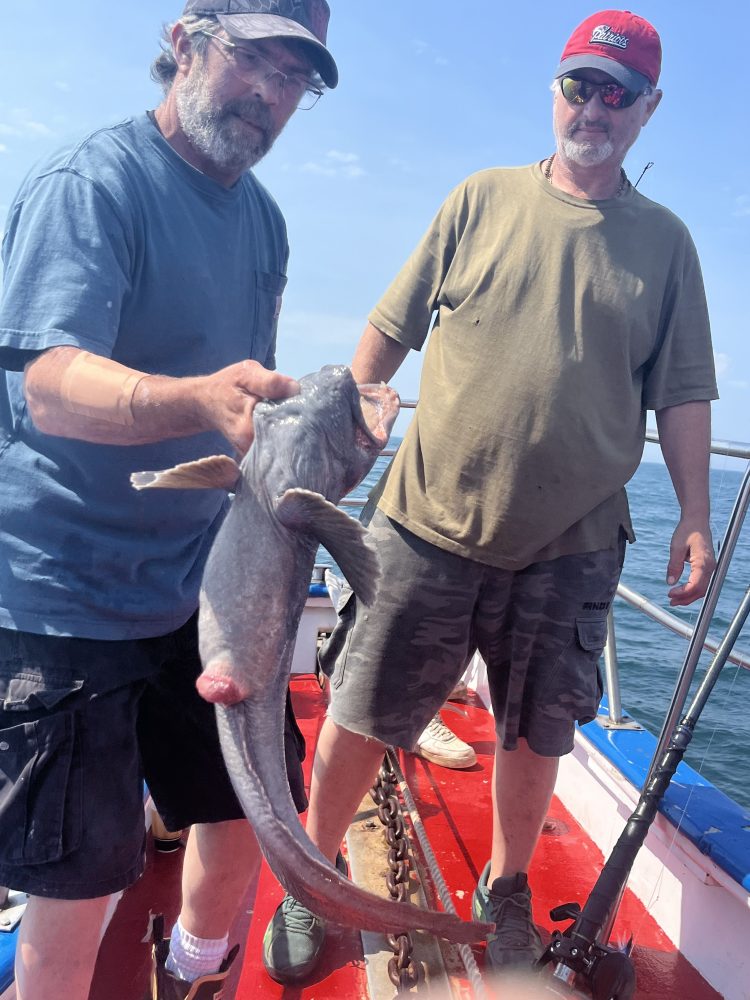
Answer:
[{"left": 252, "top": 271, "right": 287, "bottom": 367}]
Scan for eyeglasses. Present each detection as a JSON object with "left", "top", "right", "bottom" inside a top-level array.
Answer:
[
  {"left": 559, "top": 75, "right": 652, "bottom": 111},
  {"left": 198, "top": 31, "right": 323, "bottom": 110}
]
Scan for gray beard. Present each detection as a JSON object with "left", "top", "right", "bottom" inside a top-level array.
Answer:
[
  {"left": 175, "top": 68, "right": 275, "bottom": 175},
  {"left": 559, "top": 135, "right": 615, "bottom": 166}
]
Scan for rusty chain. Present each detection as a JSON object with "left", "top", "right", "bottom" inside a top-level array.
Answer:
[{"left": 370, "top": 754, "right": 423, "bottom": 994}]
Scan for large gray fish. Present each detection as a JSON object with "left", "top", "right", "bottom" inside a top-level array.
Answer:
[{"left": 132, "top": 365, "right": 491, "bottom": 944}]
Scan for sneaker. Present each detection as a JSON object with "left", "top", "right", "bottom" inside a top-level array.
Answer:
[
  {"left": 472, "top": 862, "right": 542, "bottom": 970},
  {"left": 262, "top": 851, "right": 347, "bottom": 984},
  {"left": 415, "top": 713, "right": 477, "bottom": 769},
  {"left": 146, "top": 914, "right": 238, "bottom": 999}
]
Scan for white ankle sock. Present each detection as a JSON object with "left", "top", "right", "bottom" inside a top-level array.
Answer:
[{"left": 165, "top": 918, "right": 229, "bottom": 983}]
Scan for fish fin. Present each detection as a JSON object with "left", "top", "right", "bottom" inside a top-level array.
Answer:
[
  {"left": 131, "top": 455, "right": 241, "bottom": 491},
  {"left": 276, "top": 489, "right": 381, "bottom": 605}
]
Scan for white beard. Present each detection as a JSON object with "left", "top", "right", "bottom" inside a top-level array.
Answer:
[{"left": 558, "top": 134, "right": 615, "bottom": 167}]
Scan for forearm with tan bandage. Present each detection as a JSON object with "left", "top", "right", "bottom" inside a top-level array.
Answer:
[
  {"left": 24, "top": 346, "right": 203, "bottom": 445},
  {"left": 24, "top": 346, "right": 297, "bottom": 453},
  {"left": 60, "top": 351, "right": 145, "bottom": 426}
]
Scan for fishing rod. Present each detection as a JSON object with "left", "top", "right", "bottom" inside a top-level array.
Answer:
[
  {"left": 538, "top": 463, "right": 750, "bottom": 999},
  {"left": 633, "top": 161, "right": 654, "bottom": 189},
  {"left": 648, "top": 463, "right": 750, "bottom": 786}
]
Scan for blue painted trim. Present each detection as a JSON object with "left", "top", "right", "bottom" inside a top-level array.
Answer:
[
  {"left": 308, "top": 583, "right": 330, "bottom": 598},
  {"left": 580, "top": 699, "right": 750, "bottom": 892},
  {"left": 0, "top": 927, "right": 18, "bottom": 991}
]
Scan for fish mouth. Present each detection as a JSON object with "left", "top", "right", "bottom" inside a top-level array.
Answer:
[{"left": 356, "top": 383, "right": 401, "bottom": 449}]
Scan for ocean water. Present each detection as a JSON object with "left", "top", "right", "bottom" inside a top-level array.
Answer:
[
  {"left": 320, "top": 449, "right": 750, "bottom": 811},
  {"left": 614, "top": 460, "right": 750, "bottom": 811}
]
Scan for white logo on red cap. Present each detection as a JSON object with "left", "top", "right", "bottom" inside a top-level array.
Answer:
[{"left": 590, "top": 24, "right": 629, "bottom": 50}]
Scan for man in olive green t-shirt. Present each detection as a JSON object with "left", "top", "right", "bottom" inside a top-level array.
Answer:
[{"left": 262, "top": 9, "right": 718, "bottom": 983}]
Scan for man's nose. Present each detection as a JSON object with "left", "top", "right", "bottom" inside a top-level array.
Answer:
[
  {"left": 251, "top": 71, "right": 283, "bottom": 105},
  {"left": 579, "top": 96, "right": 610, "bottom": 123}
]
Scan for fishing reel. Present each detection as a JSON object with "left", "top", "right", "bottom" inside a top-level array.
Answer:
[{"left": 537, "top": 902, "right": 636, "bottom": 1000}]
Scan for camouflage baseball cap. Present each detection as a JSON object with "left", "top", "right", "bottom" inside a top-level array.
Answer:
[{"left": 182, "top": 0, "right": 338, "bottom": 88}]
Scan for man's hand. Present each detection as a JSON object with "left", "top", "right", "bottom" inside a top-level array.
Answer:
[
  {"left": 187, "top": 360, "right": 299, "bottom": 455},
  {"left": 665, "top": 516, "right": 716, "bottom": 606},
  {"left": 655, "top": 401, "right": 715, "bottom": 607}
]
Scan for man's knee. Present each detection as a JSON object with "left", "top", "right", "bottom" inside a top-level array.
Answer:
[
  {"left": 316, "top": 716, "right": 387, "bottom": 761},
  {"left": 20, "top": 893, "right": 113, "bottom": 947},
  {"left": 189, "top": 818, "right": 259, "bottom": 861}
]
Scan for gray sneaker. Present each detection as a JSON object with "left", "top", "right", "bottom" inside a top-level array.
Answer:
[
  {"left": 262, "top": 851, "right": 347, "bottom": 984},
  {"left": 472, "top": 862, "right": 542, "bottom": 970}
]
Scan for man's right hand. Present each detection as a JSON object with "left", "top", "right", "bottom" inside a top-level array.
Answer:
[{"left": 186, "top": 360, "right": 299, "bottom": 455}]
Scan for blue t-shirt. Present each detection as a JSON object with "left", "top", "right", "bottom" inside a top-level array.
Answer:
[{"left": 0, "top": 112, "right": 288, "bottom": 643}]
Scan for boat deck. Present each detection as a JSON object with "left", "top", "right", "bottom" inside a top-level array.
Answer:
[{"left": 0, "top": 675, "right": 718, "bottom": 999}]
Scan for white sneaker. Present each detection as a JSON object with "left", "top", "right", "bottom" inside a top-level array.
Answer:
[{"left": 415, "top": 714, "right": 477, "bottom": 769}]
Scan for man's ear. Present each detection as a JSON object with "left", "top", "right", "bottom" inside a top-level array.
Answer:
[
  {"left": 642, "top": 88, "right": 663, "bottom": 126},
  {"left": 171, "top": 23, "right": 194, "bottom": 74}
]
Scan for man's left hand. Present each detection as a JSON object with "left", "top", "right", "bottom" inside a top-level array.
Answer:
[{"left": 666, "top": 517, "right": 716, "bottom": 606}]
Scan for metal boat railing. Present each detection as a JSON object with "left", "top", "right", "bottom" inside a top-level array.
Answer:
[
  {"left": 345, "top": 402, "right": 750, "bottom": 731},
  {"left": 605, "top": 431, "right": 750, "bottom": 730}
]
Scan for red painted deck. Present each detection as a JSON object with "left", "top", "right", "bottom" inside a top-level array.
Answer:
[{"left": 80, "top": 675, "right": 719, "bottom": 999}]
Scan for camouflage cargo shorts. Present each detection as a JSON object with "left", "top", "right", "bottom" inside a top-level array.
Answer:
[{"left": 319, "top": 509, "right": 625, "bottom": 757}]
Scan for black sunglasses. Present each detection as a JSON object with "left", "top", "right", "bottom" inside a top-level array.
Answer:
[{"left": 559, "top": 75, "right": 652, "bottom": 111}]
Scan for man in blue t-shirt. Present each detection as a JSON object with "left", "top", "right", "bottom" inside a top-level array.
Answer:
[{"left": 0, "top": 2, "right": 338, "bottom": 998}]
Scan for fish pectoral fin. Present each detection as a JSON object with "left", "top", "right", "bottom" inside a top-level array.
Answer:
[
  {"left": 276, "top": 489, "right": 381, "bottom": 606},
  {"left": 131, "top": 455, "right": 241, "bottom": 491}
]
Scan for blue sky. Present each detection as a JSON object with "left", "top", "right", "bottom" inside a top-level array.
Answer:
[{"left": 0, "top": 0, "right": 747, "bottom": 462}]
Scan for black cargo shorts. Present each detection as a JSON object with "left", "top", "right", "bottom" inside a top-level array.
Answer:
[
  {"left": 320, "top": 510, "right": 625, "bottom": 757},
  {"left": 0, "top": 615, "right": 307, "bottom": 899}
]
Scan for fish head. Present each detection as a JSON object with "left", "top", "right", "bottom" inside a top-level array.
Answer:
[{"left": 246, "top": 365, "right": 400, "bottom": 505}]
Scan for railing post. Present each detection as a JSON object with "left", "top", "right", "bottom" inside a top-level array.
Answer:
[
  {"left": 600, "top": 607, "right": 642, "bottom": 731},
  {"left": 603, "top": 607, "right": 623, "bottom": 724}
]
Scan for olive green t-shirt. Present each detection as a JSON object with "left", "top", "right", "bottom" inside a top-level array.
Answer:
[{"left": 370, "top": 164, "right": 717, "bottom": 570}]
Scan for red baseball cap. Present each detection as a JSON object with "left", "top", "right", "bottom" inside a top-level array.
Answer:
[{"left": 555, "top": 10, "right": 661, "bottom": 90}]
